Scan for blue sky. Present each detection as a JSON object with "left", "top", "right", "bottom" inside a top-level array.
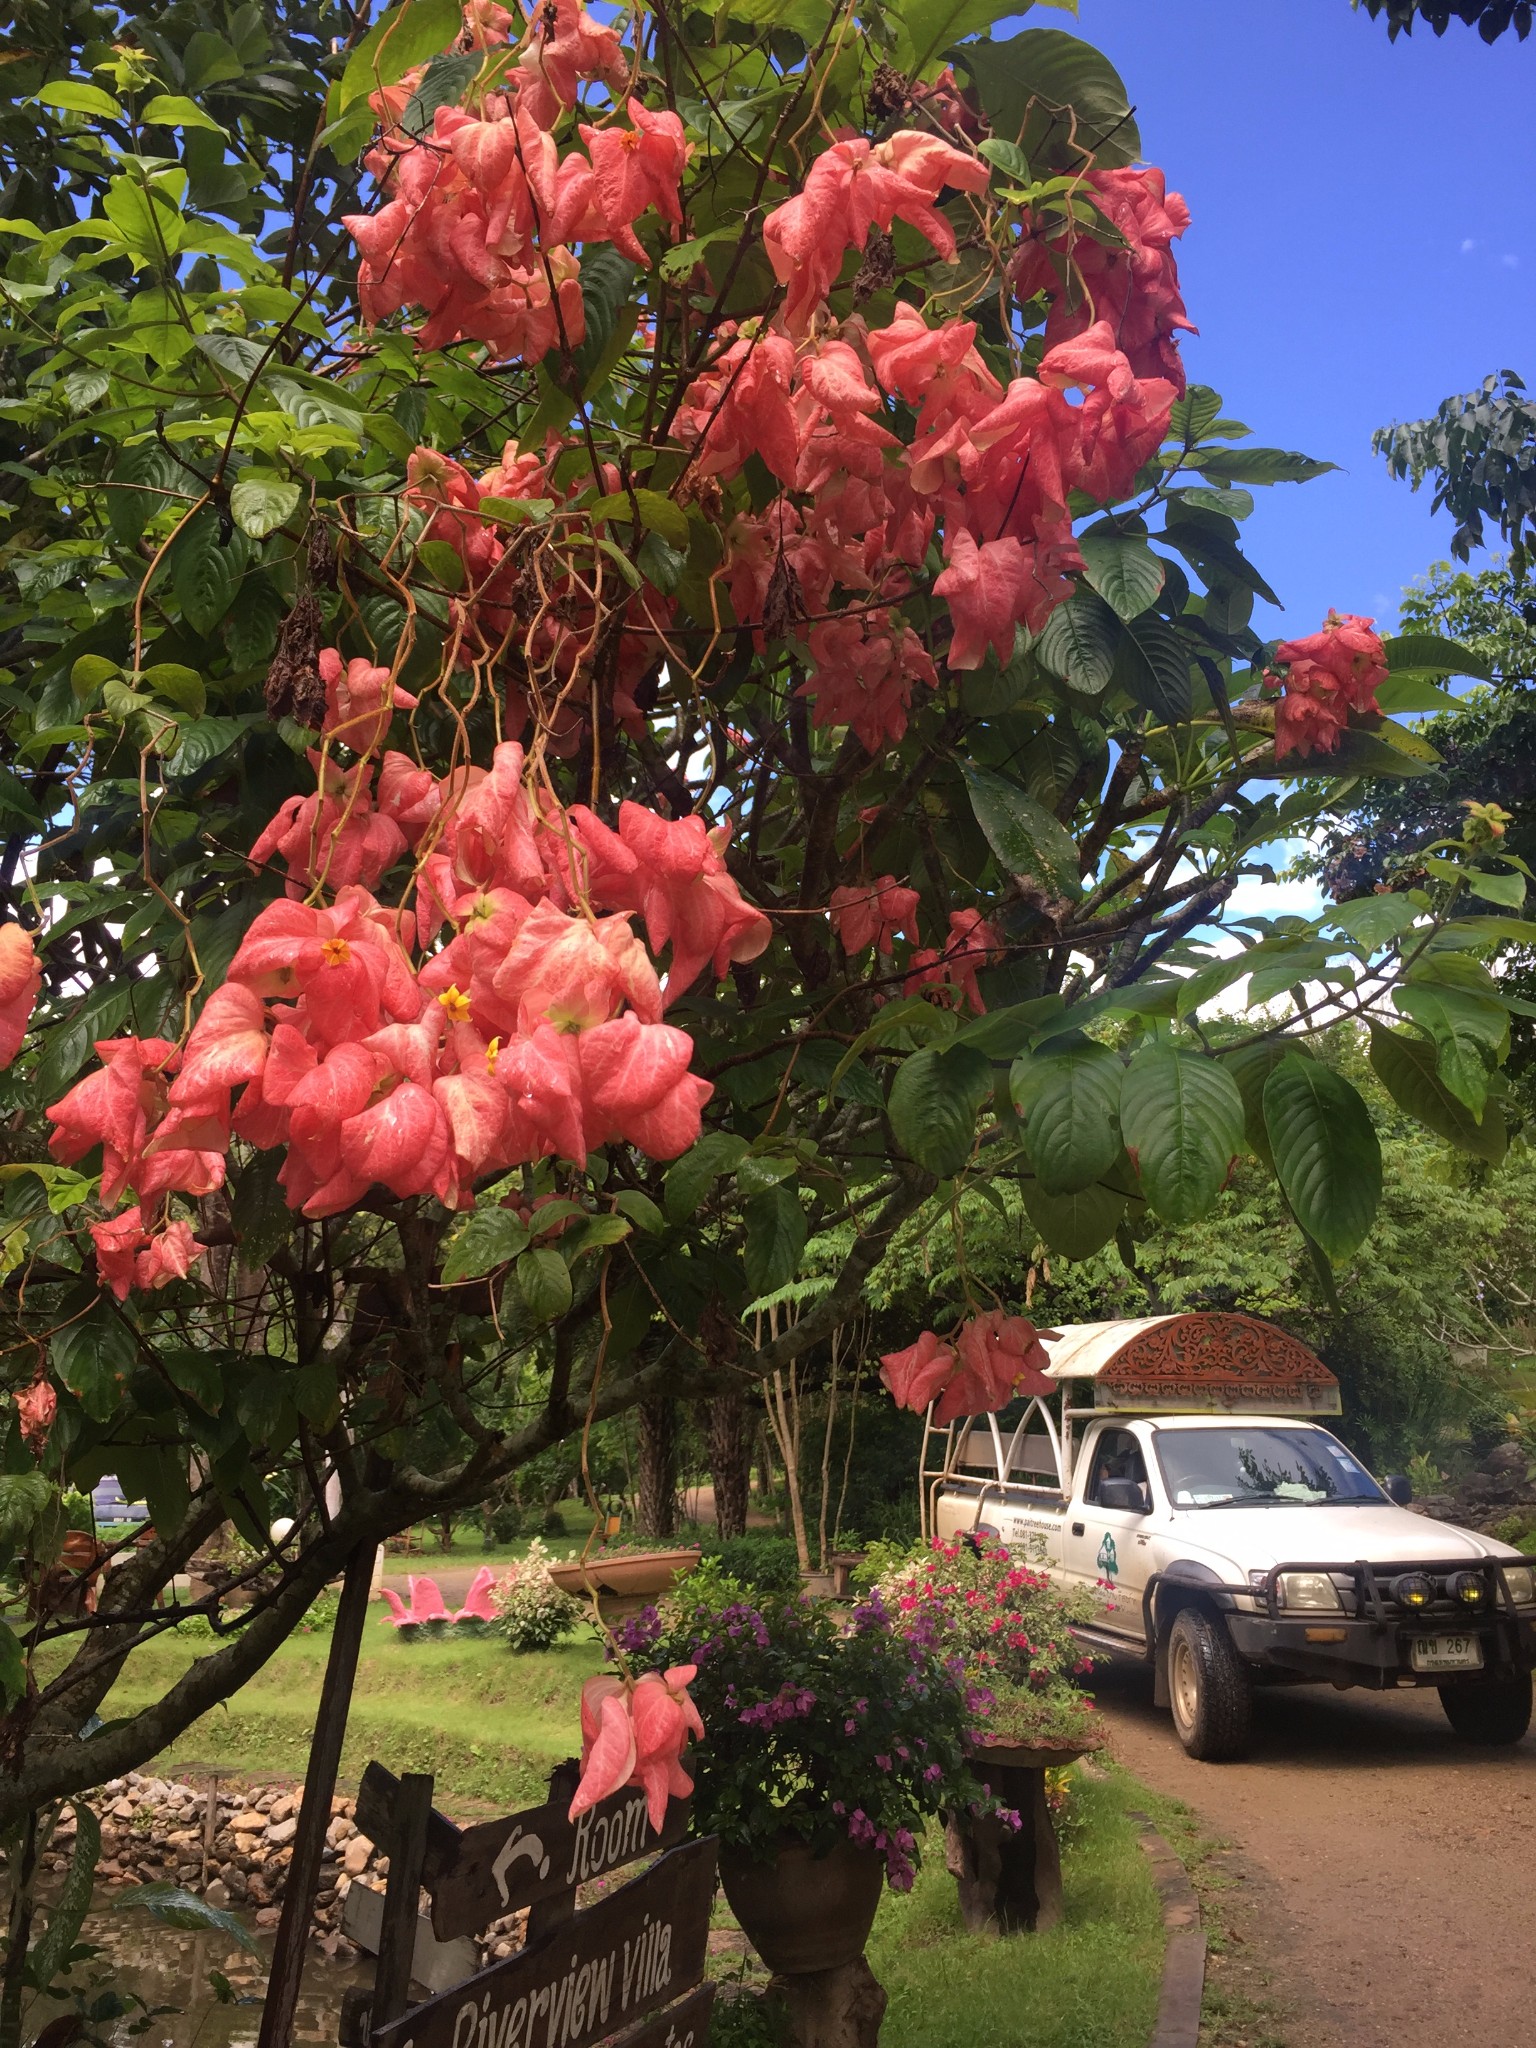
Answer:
[{"left": 1063, "top": 0, "right": 1535, "bottom": 635}]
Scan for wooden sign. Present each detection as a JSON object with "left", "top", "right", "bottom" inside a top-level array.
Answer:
[
  {"left": 608, "top": 1985, "right": 714, "bottom": 2048},
  {"left": 370, "top": 1837, "right": 717, "bottom": 2048},
  {"left": 356, "top": 1761, "right": 691, "bottom": 1941}
]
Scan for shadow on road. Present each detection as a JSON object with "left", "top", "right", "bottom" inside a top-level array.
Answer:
[{"left": 1086, "top": 1653, "right": 1536, "bottom": 1778}]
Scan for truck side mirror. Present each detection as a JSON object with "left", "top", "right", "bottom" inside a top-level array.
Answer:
[
  {"left": 1098, "top": 1477, "right": 1150, "bottom": 1514},
  {"left": 1383, "top": 1474, "right": 1413, "bottom": 1506}
]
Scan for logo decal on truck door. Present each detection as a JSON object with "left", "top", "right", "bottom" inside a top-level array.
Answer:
[{"left": 1096, "top": 1532, "right": 1119, "bottom": 1581}]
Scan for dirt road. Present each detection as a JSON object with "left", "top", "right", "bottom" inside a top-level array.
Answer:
[{"left": 1091, "top": 1662, "right": 1536, "bottom": 2048}]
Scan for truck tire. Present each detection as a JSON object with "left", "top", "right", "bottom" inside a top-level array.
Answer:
[
  {"left": 1439, "top": 1674, "right": 1533, "bottom": 1746},
  {"left": 1166, "top": 1606, "right": 1253, "bottom": 1761}
]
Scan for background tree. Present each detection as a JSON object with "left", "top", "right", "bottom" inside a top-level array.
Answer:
[{"left": 1355, "top": 0, "right": 1532, "bottom": 38}]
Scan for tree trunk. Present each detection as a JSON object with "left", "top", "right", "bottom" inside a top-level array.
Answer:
[
  {"left": 637, "top": 1397, "right": 678, "bottom": 1539},
  {"left": 709, "top": 1391, "right": 750, "bottom": 1540}
]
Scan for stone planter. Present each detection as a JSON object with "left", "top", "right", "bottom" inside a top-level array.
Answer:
[
  {"left": 719, "top": 1834, "right": 888, "bottom": 2048},
  {"left": 945, "top": 1733, "right": 1100, "bottom": 1936}
]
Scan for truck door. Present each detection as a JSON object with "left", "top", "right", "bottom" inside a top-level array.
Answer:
[{"left": 1063, "top": 1425, "right": 1153, "bottom": 1646}]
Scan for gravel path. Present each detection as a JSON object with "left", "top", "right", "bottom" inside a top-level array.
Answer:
[{"left": 1091, "top": 1661, "right": 1536, "bottom": 2048}]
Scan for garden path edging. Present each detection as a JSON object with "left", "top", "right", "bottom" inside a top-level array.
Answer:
[{"left": 1130, "top": 1813, "right": 1206, "bottom": 2048}]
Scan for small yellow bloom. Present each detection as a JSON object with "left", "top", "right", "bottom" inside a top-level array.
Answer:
[
  {"left": 437, "top": 984, "right": 473, "bottom": 1025},
  {"left": 320, "top": 937, "right": 352, "bottom": 966}
]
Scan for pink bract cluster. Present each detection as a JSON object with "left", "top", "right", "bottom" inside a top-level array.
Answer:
[
  {"left": 880, "top": 1311, "right": 1053, "bottom": 1424},
  {"left": 346, "top": 4, "right": 687, "bottom": 360},
  {"left": 573, "top": 1665, "right": 703, "bottom": 1831},
  {"left": 1268, "top": 612, "right": 1388, "bottom": 758},
  {"left": 0, "top": 924, "right": 38, "bottom": 1071},
  {"left": 47, "top": 661, "right": 768, "bottom": 1294}
]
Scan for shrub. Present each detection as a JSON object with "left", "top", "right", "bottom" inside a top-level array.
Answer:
[
  {"left": 699, "top": 1534, "right": 801, "bottom": 1596},
  {"left": 492, "top": 1538, "right": 579, "bottom": 1652}
]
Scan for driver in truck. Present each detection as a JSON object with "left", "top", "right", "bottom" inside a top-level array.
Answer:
[{"left": 922, "top": 1313, "right": 1536, "bottom": 1760}]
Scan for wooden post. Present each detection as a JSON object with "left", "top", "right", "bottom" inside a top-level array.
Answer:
[
  {"left": 255, "top": 1541, "right": 376, "bottom": 2048},
  {"left": 371, "top": 1775, "right": 435, "bottom": 2032}
]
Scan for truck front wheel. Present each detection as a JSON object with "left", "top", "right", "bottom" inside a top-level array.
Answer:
[
  {"left": 1166, "top": 1607, "right": 1253, "bottom": 1761},
  {"left": 1439, "top": 1674, "right": 1532, "bottom": 1746}
]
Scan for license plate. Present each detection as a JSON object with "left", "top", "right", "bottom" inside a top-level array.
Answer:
[{"left": 1409, "top": 1634, "right": 1484, "bottom": 1673}]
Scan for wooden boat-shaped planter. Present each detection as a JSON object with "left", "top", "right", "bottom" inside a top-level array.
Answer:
[{"left": 546, "top": 1546, "right": 701, "bottom": 1618}]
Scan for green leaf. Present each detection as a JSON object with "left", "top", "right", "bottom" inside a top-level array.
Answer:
[
  {"left": 339, "top": 0, "right": 462, "bottom": 108},
  {"left": 518, "top": 1247, "right": 573, "bottom": 1322},
  {"left": 960, "top": 762, "right": 1082, "bottom": 898},
  {"left": 1380, "top": 633, "right": 1494, "bottom": 683},
  {"left": 0, "top": 1472, "right": 53, "bottom": 1543},
  {"left": 163, "top": 1349, "right": 223, "bottom": 1414},
  {"left": 1036, "top": 589, "right": 1121, "bottom": 695},
  {"left": 613, "top": 1189, "right": 666, "bottom": 1235},
  {"left": 1113, "top": 614, "right": 1192, "bottom": 723},
  {"left": 664, "top": 1131, "right": 750, "bottom": 1222},
  {"left": 957, "top": 30, "right": 1140, "bottom": 173},
  {"left": 743, "top": 1185, "right": 808, "bottom": 1300},
  {"left": 37, "top": 81, "right": 123, "bottom": 119},
  {"left": 1078, "top": 534, "right": 1165, "bottom": 621},
  {"left": 53, "top": 1307, "right": 136, "bottom": 1422},
  {"left": 0, "top": 1621, "right": 24, "bottom": 1712},
  {"left": 1189, "top": 446, "right": 1338, "bottom": 486},
  {"left": 888, "top": 1042, "right": 992, "bottom": 1176},
  {"left": 1011, "top": 1034, "right": 1122, "bottom": 1194},
  {"left": 1468, "top": 867, "right": 1525, "bottom": 907},
  {"left": 229, "top": 471, "right": 300, "bottom": 539},
  {"left": 140, "top": 663, "right": 206, "bottom": 717},
  {"left": 568, "top": 248, "right": 639, "bottom": 398},
  {"left": 183, "top": 30, "right": 244, "bottom": 92},
  {"left": 589, "top": 488, "right": 690, "bottom": 550},
  {"left": 1262, "top": 1054, "right": 1381, "bottom": 1262},
  {"left": 112, "top": 1882, "right": 258, "bottom": 1953},
  {"left": 893, "top": 0, "right": 1024, "bottom": 72},
  {"left": 170, "top": 512, "right": 242, "bottom": 635},
  {"left": 1221, "top": 1040, "right": 1292, "bottom": 1172},
  {"left": 1391, "top": 982, "right": 1506, "bottom": 1112},
  {"left": 399, "top": 49, "right": 480, "bottom": 138},
  {"left": 442, "top": 1208, "right": 530, "bottom": 1283},
  {"left": 416, "top": 538, "right": 466, "bottom": 589},
  {"left": 1368, "top": 1024, "right": 1507, "bottom": 1164},
  {"left": 1373, "top": 674, "right": 1461, "bottom": 714},
  {"left": 1119, "top": 1046, "right": 1245, "bottom": 1226},
  {"left": 28, "top": 1805, "right": 102, "bottom": 1991},
  {"left": 1020, "top": 1177, "right": 1125, "bottom": 1260},
  {"left": 235, "top": 1368, "right": 290, "bottom": 1448},
  {"left": 141, "top": 94, "right": 228, "bottom": 134},
  {"left": 1167, "top": 385, "right": 1223, "bottom": 444},
  {"left": 106, "top": 439, "right": 189, "bottom": 547}
]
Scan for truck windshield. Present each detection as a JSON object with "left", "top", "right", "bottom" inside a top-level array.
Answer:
[{"left": 1153, "top": 1428, "right": 1383, "bottom": 1508}]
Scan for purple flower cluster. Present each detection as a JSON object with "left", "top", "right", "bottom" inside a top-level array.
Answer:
[
  {"left": 607, "top": 1603, "right": 663, "bottom": 1659},
  {"left": 832, "top": 1803, "right": 917, "bottom": 1890},
  {"left": 738, "top": 1681, "right": 818, "bottom": 1731}
]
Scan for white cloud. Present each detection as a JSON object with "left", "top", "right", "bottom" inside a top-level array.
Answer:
[
  {"left": 1224, "top": 870, "right": 1327, "bottom": 926},
  {"left": 1502, "top": 253, "right": 1521, "bottom": 270},
  {"left": 1462, "top": 238, "right": 1478, "bottom": 254}
]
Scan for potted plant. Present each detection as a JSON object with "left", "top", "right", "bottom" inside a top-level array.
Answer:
[
  {"left": 628, "top": 1568, "right": 978, "bottom": 1978},
  {"left": 872, "top": 1536, "right": 1106, "bottom": 1933}
]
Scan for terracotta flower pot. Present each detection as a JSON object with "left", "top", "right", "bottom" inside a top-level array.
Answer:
[
  {"left": 545, "top": 1546, "right": 700, "bottom": 1599},
  {"left": 718, "top": 1833, "right": 884, "bottom": 1975}
]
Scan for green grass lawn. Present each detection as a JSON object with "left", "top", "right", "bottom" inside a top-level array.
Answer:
[
  {"left": 103, "top": 1627, "right": 606, "bottom": 1811},
  {"left": 866, "top": 1771, "right": 1164, "bottom": 2048}
]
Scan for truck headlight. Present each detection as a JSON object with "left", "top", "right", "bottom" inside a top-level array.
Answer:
[
  {"left": 1277, "top": 1571, "right": 1343, "bottom": 1612},
  {"left": 1502, "top": 1565, "right": 1536, "bottom": 1606}
]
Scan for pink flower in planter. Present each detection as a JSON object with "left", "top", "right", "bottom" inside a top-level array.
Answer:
[
  {"left": 377, "top": 1586, "right": 410, "bottom": 1627},
  {"left": 407, "top": 1576, "right": 450, "bottom": 1626},
  {"left": 570, "top": 1664, "right": 703, "bottom": 1832}
]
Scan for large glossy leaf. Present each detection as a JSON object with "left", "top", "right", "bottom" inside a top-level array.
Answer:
[
  {"left": 1021, "top": 1177, "right": 1125, "bottom": 1260},
  {"left": 1112, "top": 615, "right": 1193, "bottom": 723},
  {"left": 339, "top": 0, "right": 462, "bottom": 107},
  {"left": 112, "top": 1881, "right": 258, "bottom": 1952},
  {"left": 28, "top": 1804, "right": 102, "bottom": 1991},
  {"left": 957, "top": 30, "right": 1141, "bottom": 171},
  {"left": 744, "top": 1185, "right": 807, "bottom": 1300},
  {"left": 442, "top": 1208, "right": 530, "bottom": 1284},
  {"left": 1078, "top": 534, "right": 1165, "bottom": 621},
  {"left": 664, "top": 1131, "right": 751, "bottom": 1222},
  {"left": 517, "top": 1248, "right": 573, "bottom": 1322},
  {"left": 1221, "top": 1040, "right": 1292, "bottom": 1171},
  {"left": 1036, "top": 589, "right": 1121, "bottom": 694},
  {"left": 1190, "top": 447, "right": 1338, "bottom": 486},
  {"left": 170, "top": 512, "right": 243, "bottom": 635},
  {"left": 1262, "top": 1054, "right": 1381, "bottom": 1261},
  {"left": 888, "top": 1042, "right": 992, "bottom": 1176},
  {"left": 1368, "top": 1024, "right": 1507, "bottom": 1164},
  {"left": 1119, "top": 1046, "right": 1245, "bottom": 1225},
  {"left": 960, "top": 762, "right": 1082, "bottom": 899},
  {"left": 1391, "top": 982, "right": 1507, "bottom": 1111},
  {"left": 53, "top": 1305, "right": 137, "bottom": 1422},
  {"left": 1011, "top": 1035, "right": 1123, "bottom": 1194},
  {"left": 1379, "top": 633, "right": 1494, "bottom": 683}
]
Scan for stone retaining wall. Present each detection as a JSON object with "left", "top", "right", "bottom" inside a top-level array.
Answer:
[{"left": 40, "top": 1772, "right": 530, "bottom": 1962}]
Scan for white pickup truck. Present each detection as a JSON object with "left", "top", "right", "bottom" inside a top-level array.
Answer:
[{"left": 922, "top": 1313, "right": 1536, "bottom": 1760}]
